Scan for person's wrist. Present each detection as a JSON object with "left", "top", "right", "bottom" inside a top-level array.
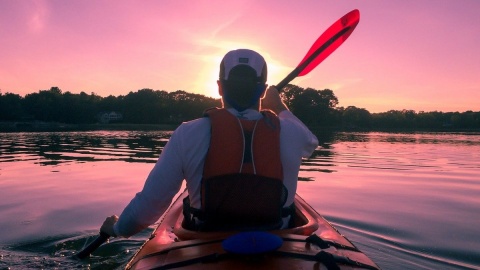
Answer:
[{"left": 272, "top": 102, "right": 288, "bottom": 114}]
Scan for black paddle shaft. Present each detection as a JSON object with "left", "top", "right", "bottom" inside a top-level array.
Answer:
[{"left": 76, "top": 232, "right": 110, "bottom": 259}]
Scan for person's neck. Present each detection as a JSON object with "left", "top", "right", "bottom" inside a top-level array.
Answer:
[{"left": 222, "top": 101, "right": 260, "bottom": 111}]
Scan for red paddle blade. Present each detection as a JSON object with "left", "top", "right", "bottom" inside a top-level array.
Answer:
[{"left": 297, "top": 9, "right": 360, "bottom": 77}]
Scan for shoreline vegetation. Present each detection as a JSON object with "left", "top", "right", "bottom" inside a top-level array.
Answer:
[
  {"left": 0, "top": 122, "right": 180, "bottom": 133},
  {"left": 1, "top": 121, "right": 478, "bottom": 134},
  {"left": 1, "top": 86, "right": 479, "bottom": 133}
]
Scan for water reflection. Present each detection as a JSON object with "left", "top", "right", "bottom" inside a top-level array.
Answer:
[
  {"left": 0, "top": 131, "right": 172, "bottom": 166},
  {"left": 1, "top": 130, "right": 479, "bottom": 269},
  {"left": 331, "top": 131, "right": 480, "bottom": 146},
  {"left": 3, "top": 131, "right": 479, "bottom": 174},
  {"left": 304, "top": 131, "right": 480, "bottom": 174}
]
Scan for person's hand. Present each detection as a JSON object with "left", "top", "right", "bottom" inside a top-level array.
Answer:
[
  {"left": 100, "top": 215, "right": 119, "bottom": 237},
  {"left": 261, "top": 86, "right": 288, "bottom": 114}
]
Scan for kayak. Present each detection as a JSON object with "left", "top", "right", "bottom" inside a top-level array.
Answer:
[{"left": 125, "top": 190, "right": 380, "bottom": 270}]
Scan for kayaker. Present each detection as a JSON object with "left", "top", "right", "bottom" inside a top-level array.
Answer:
[{"left": 100, "top": 49, "right": 318, "bottom": 237}]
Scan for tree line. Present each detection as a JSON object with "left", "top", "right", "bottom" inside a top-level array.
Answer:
[
  {"left": 0, "top": 87, "right": 220, "bottom": 125},
  {"left": 1, "top": 85, "right": 479, "bottom": 130}
]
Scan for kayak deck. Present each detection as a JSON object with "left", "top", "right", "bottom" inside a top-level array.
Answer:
[{"left": 126, "top": 191, "right": 380, "bottom": 270}]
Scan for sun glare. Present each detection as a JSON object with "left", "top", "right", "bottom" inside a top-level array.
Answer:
[
  {"left": 264, "top": 58, "right": 290, "bottom": 87},
  {"left": 193, "top": 39, "right": 295, "bottom": 97},
  {"left": 198, "top": 55, "right": 223, "bottom": 98},
  {"left": 197, "top": 53, "right": 292, "bottom": 97}
]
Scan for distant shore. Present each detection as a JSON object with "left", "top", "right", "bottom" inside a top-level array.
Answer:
[
  {"left": 0, "top": 121, "right": 180, "bottom": 132},
  {"left": 2, "top": 121, "right": 479, "bottom": 133}
]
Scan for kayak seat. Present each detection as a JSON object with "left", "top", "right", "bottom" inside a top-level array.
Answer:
[
  {"left": 176, "top": 194, "right": 320, "bottom": 242},
  {"left": 182, "top": 174, "right": 292, "bottom": 231}
]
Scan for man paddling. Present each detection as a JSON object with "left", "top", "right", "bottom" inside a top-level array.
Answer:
[{"left": 101, "top": 49, "right": 318, "bottom": 236}]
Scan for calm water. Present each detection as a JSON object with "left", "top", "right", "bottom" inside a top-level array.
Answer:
[{"left": 0, "top": 130, "right": 479, "bottom": 269}]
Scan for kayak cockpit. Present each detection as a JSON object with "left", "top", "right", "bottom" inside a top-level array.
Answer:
[
  {"left": 126, "top": 191, "right": 381, "bottom": 270},
  {"left": 173, "top": 192, "right": 320, "bottom": 241}
]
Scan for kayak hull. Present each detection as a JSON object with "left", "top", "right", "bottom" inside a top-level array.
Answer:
[{"left": 126, "top": 191, "right": 380, "bottom": 270}]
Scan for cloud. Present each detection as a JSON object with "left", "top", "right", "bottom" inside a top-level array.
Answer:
[{"left": 28, "top": 0, "right": 49, "bottom": 33}]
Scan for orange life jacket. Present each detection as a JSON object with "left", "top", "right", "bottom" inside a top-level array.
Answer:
[
  {"left": 202, "top": 107, "right": 283, "bottom": 183},
  {"left": 183, "top": 108, "right": 289, "bottom": 231}
]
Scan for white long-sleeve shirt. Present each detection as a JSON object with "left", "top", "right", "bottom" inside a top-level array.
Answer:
[{"left": 114, "top": 108, "right": 318, "bottom": 237}]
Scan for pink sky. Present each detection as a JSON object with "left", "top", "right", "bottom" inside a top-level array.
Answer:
[{"left": 1, "top": 0, "right": 479, "bottom": 113}]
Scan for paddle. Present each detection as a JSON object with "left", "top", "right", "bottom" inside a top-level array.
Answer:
[
  {"left": 76, "top": 232, "right": 110, "bottom": 259},
  {"left": 275, "top": 9, "right": 360, "bottom": 92}
]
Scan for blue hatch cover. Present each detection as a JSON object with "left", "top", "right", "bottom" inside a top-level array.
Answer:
[{"left": 222, "top": 231, "right": 283, "bottom": 254}]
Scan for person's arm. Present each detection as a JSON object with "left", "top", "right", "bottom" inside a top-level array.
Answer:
[
  {"left": 261, "top": 86, "right": 288, "bottom": 114},
  {"left": 262, "top": 86, "right": 318, "bottom": 157},
  {"left": 100, "top": 127, "right": 185, "bottom": 238}
]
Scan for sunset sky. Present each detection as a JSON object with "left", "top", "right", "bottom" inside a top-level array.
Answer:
[{"left": 1, "top": 0, "right": 479, "bottom": 113}]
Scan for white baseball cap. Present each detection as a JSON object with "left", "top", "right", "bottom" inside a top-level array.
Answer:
[{"left": 219, "top": 49, "right": 267, "bottom": 82}]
